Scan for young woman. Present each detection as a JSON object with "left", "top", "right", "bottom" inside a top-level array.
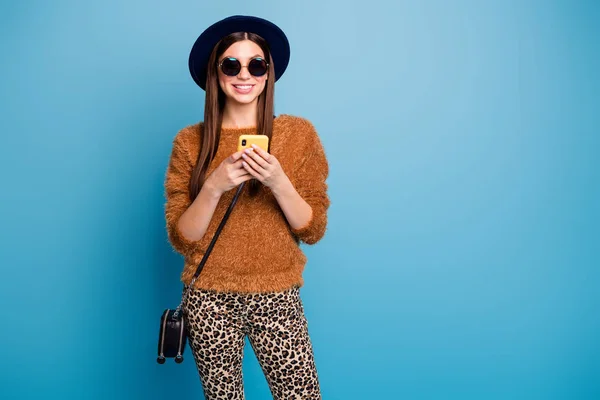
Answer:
[{"left": 164, "top": 15, "right": 329, "bottom": 399}]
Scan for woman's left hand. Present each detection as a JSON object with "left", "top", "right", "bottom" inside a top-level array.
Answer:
[{"left": 241, "top": 144, "right": 289, "bottom": 191}]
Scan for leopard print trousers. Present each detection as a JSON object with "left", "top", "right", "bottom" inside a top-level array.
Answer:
[{"left": 182, "top": 286, "right": 321, "bottom": 399}]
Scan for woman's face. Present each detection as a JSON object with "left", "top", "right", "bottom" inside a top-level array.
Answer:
[{"left": 218, "top": 40, "right": 268, "bottom": 106}]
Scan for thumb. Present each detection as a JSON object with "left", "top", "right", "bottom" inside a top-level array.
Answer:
[{"left": 228, "top": 150, "right": 245, "bottom": 163}]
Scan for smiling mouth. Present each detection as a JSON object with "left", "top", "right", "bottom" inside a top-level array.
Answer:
[{"left": 233, "top": 84, "right": 254, "bottom": 90}]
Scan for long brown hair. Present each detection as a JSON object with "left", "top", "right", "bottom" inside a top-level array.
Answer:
[{"left": 189, "top": 32, "right": 275, "bottom": 200}]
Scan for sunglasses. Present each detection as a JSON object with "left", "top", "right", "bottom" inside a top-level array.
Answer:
[{"left": 218, "top": 57, "right": 269, "bottom": 77}]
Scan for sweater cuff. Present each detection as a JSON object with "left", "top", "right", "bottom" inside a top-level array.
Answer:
[
  {"left": 290, "top": 203, "right": 327, "bottom": 245},
  {"left": 167, "top": 217, "right": 200, "bottom": 257},
  {"left": 290, "top": 211, "right": 315, "bottom": 238}
]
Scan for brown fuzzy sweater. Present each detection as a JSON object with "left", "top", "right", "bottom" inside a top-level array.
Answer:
[{"left": 164, "top": 115, "right": 330, "bottom": 293}]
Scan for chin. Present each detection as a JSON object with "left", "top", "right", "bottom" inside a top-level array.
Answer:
[
  {"left": 229, "top": 95, "right": 258, "bottom": 105},
  {"left": 227, "top": 90, "right": 261, "bottom": 105}
]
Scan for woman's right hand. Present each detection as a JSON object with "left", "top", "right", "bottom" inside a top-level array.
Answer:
[{"left": 204, "top": 151, "right": 252, "bottom": 196}]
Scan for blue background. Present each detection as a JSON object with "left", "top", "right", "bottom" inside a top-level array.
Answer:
[{"left": 1, "top": 1, "right": 598, "bottom": 399}]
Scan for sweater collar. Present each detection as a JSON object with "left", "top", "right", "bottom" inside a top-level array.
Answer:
[{"left": 220, "top": 125, "right": 258, "bottom": 137}]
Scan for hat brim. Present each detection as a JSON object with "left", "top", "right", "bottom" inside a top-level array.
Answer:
[{"left": 188, "top": 15, "right": 290, "bottom": 91}]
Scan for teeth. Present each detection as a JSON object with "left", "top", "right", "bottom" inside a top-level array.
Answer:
[{"left": 234, "top": 85, "right": 252, "bottom": 89}]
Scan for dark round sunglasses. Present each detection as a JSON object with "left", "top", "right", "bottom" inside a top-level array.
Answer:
[{"left": 218, "top": 57, "right": 269, "bottom": 77}]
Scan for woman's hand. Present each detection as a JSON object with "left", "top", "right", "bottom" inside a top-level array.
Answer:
[
  {"left": 241, "top": 144, "right": 290, "bottom": 191},
  {"left": 205, "top": 150, "right": 253, "bottom": 196}
]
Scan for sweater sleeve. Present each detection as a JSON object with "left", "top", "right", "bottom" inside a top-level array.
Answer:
[
  {"left": 289, "top": 120, "right": 330, "bottom": 245},
  {"left": 164, "top": 130, "right": 199, "bottom": 257}
]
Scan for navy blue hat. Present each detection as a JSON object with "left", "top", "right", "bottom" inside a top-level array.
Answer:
[{"left": 188, "top": 15, "right": 291, "bottom": 90}]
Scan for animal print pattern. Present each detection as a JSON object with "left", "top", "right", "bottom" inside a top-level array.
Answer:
[{"left": 182, "top": 286, "right": 321, "bottom": 399}]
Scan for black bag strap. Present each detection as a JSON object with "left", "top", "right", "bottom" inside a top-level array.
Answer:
[
  {"left": 173, "top": 182, "right": 245, "bottom": 318},
  {"left": 192, "top": 181, "right": 246, "bottom": 279}
]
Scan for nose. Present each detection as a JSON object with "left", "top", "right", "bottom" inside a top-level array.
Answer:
[{"left": 238, "top": 65, "right": 251, "bottom": 79}]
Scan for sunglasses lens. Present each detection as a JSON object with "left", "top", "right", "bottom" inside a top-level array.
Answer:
[
  {"left": 220, "top": 58, "right": 241, "bottom": 76},
  {"left": 248, "top": 58, "right": 268, "bottom": 76}
]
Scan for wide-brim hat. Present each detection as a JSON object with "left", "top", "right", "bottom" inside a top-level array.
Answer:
[{"left": 188, "top": 15, "right": 291, "bottom": 91}]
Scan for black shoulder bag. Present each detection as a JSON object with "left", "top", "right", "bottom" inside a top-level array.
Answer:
[{"left": 157, "top": 182, "right": 246, "bottom": 364}]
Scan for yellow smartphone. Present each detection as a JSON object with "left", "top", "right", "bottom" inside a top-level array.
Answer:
[{"left": 238, "top": 134, "right": 269, "bottom": 152}]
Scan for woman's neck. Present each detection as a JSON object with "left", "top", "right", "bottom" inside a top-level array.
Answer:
[{"left": 222, "top": 101, "right": 258, "bottom": 129}]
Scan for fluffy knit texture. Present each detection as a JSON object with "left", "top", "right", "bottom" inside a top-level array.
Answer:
[{"left": 164, "top": 114, "right": 330, "bottom": 293}]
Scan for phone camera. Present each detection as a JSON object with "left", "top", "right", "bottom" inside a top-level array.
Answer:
[{"left": 242, "top": 139, "right": 247, "bottom": 146}]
